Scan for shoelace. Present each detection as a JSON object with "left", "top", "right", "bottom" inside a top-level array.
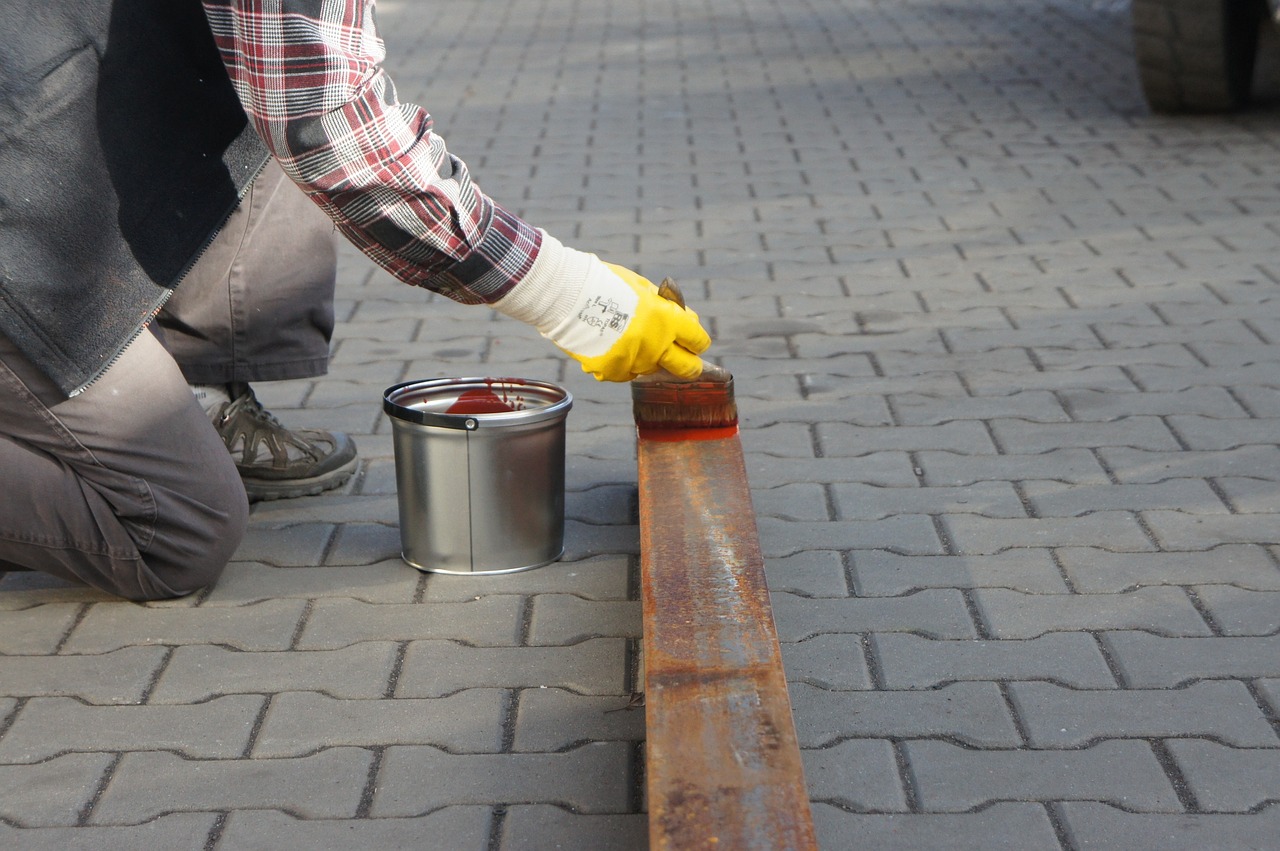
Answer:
[{"left": 216, "top": 387, "right": 323, "bottom": 466}]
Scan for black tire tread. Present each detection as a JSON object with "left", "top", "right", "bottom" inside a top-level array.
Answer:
[{"left": 1132, "top": 0, "right": 1263, "bottom": 113}]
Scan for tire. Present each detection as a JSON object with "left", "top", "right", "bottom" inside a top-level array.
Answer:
[{"left": 1132, "top": 0, "right": 1267, "bottom": 113}]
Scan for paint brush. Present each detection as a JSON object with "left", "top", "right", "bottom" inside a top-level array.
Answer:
[{"left": 631, "top": 279, "right": 738, "bottom": 431}]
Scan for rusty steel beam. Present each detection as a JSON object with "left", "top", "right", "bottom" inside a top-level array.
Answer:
[{"left": 637, "top": 429, "right": 818, "bottom": 850}]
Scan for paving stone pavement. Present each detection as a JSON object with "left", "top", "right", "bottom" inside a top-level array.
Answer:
[{"left": 3, "top": 0, "right": 1280, "bottom": 847}]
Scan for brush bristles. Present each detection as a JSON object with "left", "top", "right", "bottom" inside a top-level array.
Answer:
[{"left": 631, "top": 374, "right": 738, "bottom": 429}]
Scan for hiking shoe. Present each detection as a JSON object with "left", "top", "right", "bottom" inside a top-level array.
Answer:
[{"left": 212, "top": 382, "right": 358, "bottom": 501}]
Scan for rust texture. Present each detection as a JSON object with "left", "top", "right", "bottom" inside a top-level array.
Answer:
[{"left": 637, "top": 433, "right": 818, "bottom": 850}]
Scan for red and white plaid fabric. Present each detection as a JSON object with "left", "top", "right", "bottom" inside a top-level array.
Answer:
[{"left": 202, "top": 0, "right": 541, "bottom": 304}]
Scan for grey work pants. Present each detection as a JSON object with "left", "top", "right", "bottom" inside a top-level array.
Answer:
[
  {"left": 0, "top": 161, "right": 338, "bottom": 600},
  {"left": 157, "top": 159, "right": 338, "bottom": 385}
]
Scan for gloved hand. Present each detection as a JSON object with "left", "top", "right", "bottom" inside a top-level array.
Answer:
[
  {"left": 563, "top": 263, "right": 709, "bottom": 381},
  {"left": 493, "top": 233, "right": 712, "bottom": 382}
]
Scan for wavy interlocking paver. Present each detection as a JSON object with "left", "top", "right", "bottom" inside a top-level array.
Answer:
[
  {"left": 3, "top": 0, "right": 1280, "bottom": 846},
  {"left": 0, "top": 647, "right": 168, "bottom": 704},
  {"left": 90, "top": 749, "right": 374, "bottom": 825},
  {"left": 0, "top": 696, "right": 264, "bottom": 763},
  {"left": 251, "top": 691, "right": 507, "bottom": 757}
]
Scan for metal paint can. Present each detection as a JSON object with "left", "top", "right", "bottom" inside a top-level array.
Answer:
[{"left": 382, "top": 377, "right": 572, "bottom": 574}]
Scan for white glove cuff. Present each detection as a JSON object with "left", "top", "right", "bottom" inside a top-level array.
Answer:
[
  {"left": 493, "top": 231, "right": 638, "bottom": 358},
  {"left": 492, "top": 231, "right": 586, "bottom": 331}
]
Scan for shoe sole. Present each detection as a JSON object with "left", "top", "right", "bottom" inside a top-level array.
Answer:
[{"left": 242, "top": 456, "right": 360, "bottom": 502}]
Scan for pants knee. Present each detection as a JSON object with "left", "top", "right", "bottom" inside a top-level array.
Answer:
[{"left": 134, "top": 480, "right": 249, "bottom": 600}]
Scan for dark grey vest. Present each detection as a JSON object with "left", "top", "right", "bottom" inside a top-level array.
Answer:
[{"left": 0, "top": 0, "right": 269, "bottom": 394}]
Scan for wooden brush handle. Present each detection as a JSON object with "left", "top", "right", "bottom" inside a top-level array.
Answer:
[
  {"left": 657, "top": 278, "right": 686, "bottom": 309},
  {"left": 645, "top": 278, "right": 729, "bottom": 383}
]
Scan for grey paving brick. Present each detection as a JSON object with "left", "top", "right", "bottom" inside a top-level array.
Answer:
[
  {"left": 817, "top": 421, "right": 996, "bottom": 455},
  {"left": 1194, "top": 586, "right": 1280, "bottom": 636},
  {"left": 1008, "top": 681, "right": 1277, "bottom": 747},
  {"left": 149, "top": 642, "right": 399, "bottom": 703},
  {"left": 397, "top": 638, "right": 627, "bottom": 698},
  {"left": 324, "top": 523, "right": 403, "bottom": 566},
  {"left": 850, "top": 550, "right": 1068, "bottom": 595},
  {"left": 743, "top": 396, "right": 894, "bottom": 428},
  {"left": 218, "top": 808, "right": 492, "bottom": 851},
  {"left": 572, "top": 426, "right": 648, "bottom": 461},
  {"left": 1099, "top": 446, "right": 1280, "bottom": 483},
  {"left": 1104, "top": 631, "right": 1280, "bottom": 687},
  {"left": 1143, "top": 510, "right": 1280, "bottom": 550},
  {"left": 243, "top": 492, "right": 399, "bottom": 527},
  {"left": 746, "top": 453, "right": 920, "bottom": 488},
  {"left": 91, "top": 748, "right": 373, "bottom": 824},
  {"left": 757, "top": 516, "right": 946, "bottom": 557},
  {"left": 0, "top": 574, "right": 113, "bottom": 606},
  {"left": 252, "top": 690, "right": 505, "bottom": 757},
  {"left": 1059, "top": 802, "right": 1280, "bottom": 851},
  {"left": 782, "top": 633, "right": 874, "bottom": 690},
  {"left": 1032, "top": 343, "right": 1203, "bottom": 370},
  {"left": 62, "top": 600, "right": 308, "bottom": 653},
  {"left": 1022, "top": 479, "right": 1228, "bottom": 517},
  {"left": 0, "top": 753, "right": 114, "bottom": 827},
  {"left": 566, "top": 484, "right": 636, "bottom": 528},
  {"left": 1090, "top": 320, "right": 1259, "bottom": 348},
  {"left": 889, "top": 390, "right": 1069, "bottom": 425},
  {"left": 803, "top": 739, "right": 908, "bottom": 812},
  {"left": 1167, "top": 740, "right": 1280, "bottom": 813},
  {"left": 501, "top": 805, "right": 647, "bottom": 851},
  {"left": 963, "top": 365, "right": 1137, "bottom": 395},
  {"left": 1013, "top": 304, "right": 1168, "bottom": 330},
  {"left": 946, "top": 326, "right": 1104, "bottom": 353},
  {"left": 806, "top": 373, "right": 972, "bottom": 404},
  {"left": 989, "top": 417, "right": 1180, "bottom": 453},
  {"left": 0, "top": 695, "right": 263, "bottom": 763},
  {"left": 739, "top": 422, "right": 820, "bottom": 458},
  {"left": 1217, "top": 477, "right": 1280, "bottom": 514},
  {"left": 296, "top": 597, "right": 524, "bottom": 649},
  {"left": 752, "top": 483, "right": 830, "bottom": 521},
  {"left": 420, "top": 556, "right": 631, "bottom": 603},
  {"left": 832, "top": 481, "right": 1027, "bottom": 520},
  {"left": 790, "top": 682, "right": 1020, "bottom": 748},
  {"left": 0, "top": 604, "right": 84, "bottom": 653},
  {"left": 763, "top": 551, "right": 849, "bottom": 597},
  {"left": 1167, "top": 415, "right": 1280, "bottom": 451},
  {"left": 1059, "top": 387, "right": 1249, "bottom": 421},
  {"left": 371, "top": 743, "right": 632, "bottom": 816},
  {"left": 1057, "top": 546, "right": 1280, "bottom": 592},
  {"left": 904, "top": 740, "right": 1180, "bottom": 812},
  {"left": 873, "top": 632, "right": 1116, "bottom": 690},
  {"left": 512, "top": 688, "right": 643, "bottom": 752},
  {"left": 0, "top": 646, "right": 167, "bottom": 704},
  {"left": 974, "top": 588, "right": 1211, "bottom": 639},
  {"left": 1160, "top": 302, "right": 1280, "bottom": 328},
  {"left": 203, "top": 561, "right": 419, "bottom": 605},
  {"left": 1255, "top": 676, "right": 1280, "bottom": 715},
  {"left": 918, "top": 448, "right": 1110, "bottom": 486},
  {"left": 944, "top": 512, "right": 1155, "bottom": 555},
  {"left": 526, "top": 596, "right": 640, "bottom": 645},
  {"left": 1232, "top": 385, "right": 1280, "bottom": 418},
  {"left": 235, "top": 522, "right": 336, "bottom": 567},
  {"left": 560, "top": 517, "right": 639, "bottom": 560},
  {"left": 0, "top": 813, "right": 216, "bottom": 851},
  {"left": 812, "top": 802, "right": 1061, "bottom": 851},
  {"left": 772, "top": 589, "right": 978, "bottom": 641}
]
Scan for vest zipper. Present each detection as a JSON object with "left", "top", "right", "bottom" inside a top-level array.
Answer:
[{"left": 67, "top": 157, "right": 271, "bottom": 397}]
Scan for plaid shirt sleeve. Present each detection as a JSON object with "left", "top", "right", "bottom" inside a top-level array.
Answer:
[{"left": 201, "top": 0, "right": 541, "bottom": 304}]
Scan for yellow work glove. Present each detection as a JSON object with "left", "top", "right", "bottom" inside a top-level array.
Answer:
[
  {"left": 493, "top": 232, "right": 712, "bottom": 382},
  {"left": 566, "top": 263, "right": 710, "bottom": 381}
]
